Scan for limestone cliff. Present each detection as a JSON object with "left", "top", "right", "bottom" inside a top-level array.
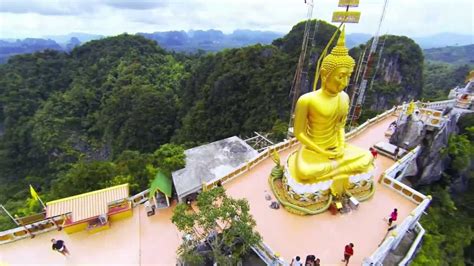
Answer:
[
  {"left": 391, "top": 108, "right": 472, "bottom": 188},
  {"left": 350, "top": 35, "right": 424, "bottom": 115}
]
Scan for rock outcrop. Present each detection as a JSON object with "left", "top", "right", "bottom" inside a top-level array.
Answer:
[
  {"left": 350, "top": 35, "right": 424, "bottom": 113},
  {"left": 391, "top": 108, "right": 470, "bottom": 186}
]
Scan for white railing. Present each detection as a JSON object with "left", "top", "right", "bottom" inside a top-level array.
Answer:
[
  {"left": 379, "top": 147, "right": 427, "bottom": 204},
  {"left": 252, "top": 241, "right": 285, "bottom": 265},
  {"left": 364, "top": 145, "right": 432, "bottom": 265},
  {"left": 129, "top": 189, "right": 150, "bottom": 207},
  {"left": 0, "top": 213, "right": 70, "bottom": 245},
  {"left": 423, "top": 99, "right": 455, "bottom": 110},
  {"left": 384, "top": 146, "right": 420, "bottom": 179},
  {"left": 363, "top": 198, "right": 431, "bottom": 265},
  {"left": 399, "top": 222, "right": 425, "bottom": 266},
  {"left": 363, "top": 235, "right": 396, "bottom": 265},
  {"left": 346, "top": 107, "right": 397, "bottom": 140}
]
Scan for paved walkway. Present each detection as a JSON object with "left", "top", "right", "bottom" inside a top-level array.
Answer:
[
  {"left": 224, "top": 115, "right": 416, "bottom": 265},
  {"left": 0, "top": 205, "right": 180, "bottom": 266}
]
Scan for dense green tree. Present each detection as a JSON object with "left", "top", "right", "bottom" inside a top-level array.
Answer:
[
  {"left": 50, "top": 161, "right": 117, "bottom": 198},
  {"left": 270, "top": 119, "right": 289, "bottom": 142},
  {"left": 172, "top": 187, "right": 261, "bottom": 265},
  {"left": 421, "top": 62, "right": 470, "bottom": 101},
  {"left": 413, "top": 186, "right": 473, "bottom": 266},
  {"left": 0, "top": 34, "right": 189, "bottom": 230},
  {"left": 114, "top": 150, "right": 155, "bottom": 193},
  {"left": 174, "top": 45, "right": 294, "bottom": 143},
  {"left": 0, "top": 50, "right": 71, "bottom": 182},
  {"left": 153, "top": 143, "right": 186, "bottom": 176}
]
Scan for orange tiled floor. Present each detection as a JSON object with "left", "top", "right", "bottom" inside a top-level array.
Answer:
[
  {"left": 0, "top": 205, "right": 180, "bottom": 266},
  {"left": 224, "top": 115, "right": 416, "bottom": 265}
]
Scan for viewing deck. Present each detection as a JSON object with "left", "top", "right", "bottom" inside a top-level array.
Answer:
[
  {"left": 225, "top": 115, "right": 417, "bottom": 264},
  {"left": 0, "top": 113, "right": 422, "bottom": 265}
]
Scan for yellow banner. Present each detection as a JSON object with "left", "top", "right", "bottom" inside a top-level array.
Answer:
[
  {"left": 29, "top": 185, "right": 40, "bottom": 201},
  {"left": 332, "top": 11, "right": 361, "bottom": 23},
  {"left": 338, "top": 0, "right": 359, "bottom": 7}
]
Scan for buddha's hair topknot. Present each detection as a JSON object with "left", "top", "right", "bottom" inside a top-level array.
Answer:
[{"left": 321, "top": 27, "right": 355, "bottom": 77}]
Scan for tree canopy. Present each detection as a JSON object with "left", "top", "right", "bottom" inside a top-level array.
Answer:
[{"left": 172, "top": 187, "right": 261, "bottom": 265}]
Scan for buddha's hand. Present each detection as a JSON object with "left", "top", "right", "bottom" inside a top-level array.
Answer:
[
  {"left": 325, "top": 148, "right": 343, "bottom": 159},
  {"left": 333, "top": 147, "right": 344, "bottom": 158}
]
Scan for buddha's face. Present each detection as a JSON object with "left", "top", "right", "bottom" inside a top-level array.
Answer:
[{"left": 323, "top": 67, "right": 352, "bottom": 95}]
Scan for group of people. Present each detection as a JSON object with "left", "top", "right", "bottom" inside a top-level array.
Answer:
[
  {"left": 290, "top": 255, "right": 320, "bottom": 266},
  {"left": 289, "top": 208, "right": 398, "bottom": 266},
  {"left": 290, "top": 243, "right": 354, "bottom": 266}
]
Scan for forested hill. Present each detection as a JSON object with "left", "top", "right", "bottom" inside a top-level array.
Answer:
[
  {"left": 0, "top": 35, "right": 188, "bottom": 228},
  {"left": 349, "top": 35, "right": 424, "bottom": 119},
  {"left": 423, "top": 44, "right": 474, "bottom": 66},
  {"left": 174, "top": 20, "right": 342, "bottom": 144}
]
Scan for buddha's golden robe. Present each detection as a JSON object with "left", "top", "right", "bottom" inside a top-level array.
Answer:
[{"left": 288, "top": 89, "right": 374, "bottom": 185}]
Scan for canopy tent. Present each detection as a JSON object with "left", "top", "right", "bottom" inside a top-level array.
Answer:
[{"left": 149, "top": 171, "right": 172, "bottom": 208}]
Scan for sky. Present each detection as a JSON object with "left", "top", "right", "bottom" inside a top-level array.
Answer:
[{"left": 0, "top": 0, "right": 473, "bottom": 39}]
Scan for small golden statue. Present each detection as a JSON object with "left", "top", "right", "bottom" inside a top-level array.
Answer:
[
  {"left": 406, "top": 101, "right": 416, "bottom": 115},
  {"left": 286, "top": 27, "right": 374, "bottom": 196}
]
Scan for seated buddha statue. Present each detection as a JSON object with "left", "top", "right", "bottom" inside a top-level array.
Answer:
[{"left": 287, "top": 28, "right": 374, "bottom": 193}]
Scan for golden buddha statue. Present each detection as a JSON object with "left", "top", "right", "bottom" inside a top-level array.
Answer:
[{"left": 286, "top": 28, "right": 374, "bottom": 195}]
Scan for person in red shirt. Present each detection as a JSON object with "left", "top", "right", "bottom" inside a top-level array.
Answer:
[
  {"left": 342, "top": 243, "right": 354, "bottom": 265},
  {"left": 388, "top": 208, "right": 398, "bottom": 226},
  {"left": 369, "top": 147, "right": 378, "bottom": 159}
]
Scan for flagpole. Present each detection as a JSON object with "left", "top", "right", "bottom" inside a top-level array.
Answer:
[
  {"left": 38, "top": 197, "right": 46, "bottom": 209},
  {"left": 0, "top": 204, "right": 20, "bottom": 226}
]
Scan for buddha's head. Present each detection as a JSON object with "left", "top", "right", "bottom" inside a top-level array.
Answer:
[{"left": 320, "top": 27, "right": 355, "bottom": 96}]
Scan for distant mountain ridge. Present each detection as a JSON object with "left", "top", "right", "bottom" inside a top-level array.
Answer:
[
  {"left": 413, "top": 32, "right": 473, "bottom": 49},
  {"left": 346, "top": 33, "right": 473, "bottom": 49},
  {"left": 423, "top": 44, "right": 474, "bottom": 65},
  {"left": 0, "top": 38, "right": 64, "bottom": 64},
  {"left": 43, "top": 32, "right": 103, "bottom": 45},
  {"left": 0, "top": 30, "right": 472, "bottom": 63},
  {"left": 346, "top": 33, "right": 371, "bottom": 48},
  {"left": 137, "top": 29, "right": 283, "bottom": 52}
]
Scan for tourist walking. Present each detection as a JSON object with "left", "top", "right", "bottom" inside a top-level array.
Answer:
[
  {"left": 342, "top": 243, "right": 354, "bottom": 265},
  {"left": 305, "top": 254, "right": 315, "bottom": 265},
  {"left": 388, "top": 208, "right": 398, "bottom": 226},
  {"left": 290, "top": 256, "right": 303, "bottom": 266},
  {"left": 369, "top": 147, "right": 378, "bottom": 159},
  {"left": 314, "top": 258, "right": 320, "bottom": 266},
  {"left": 51, "top": 238, "right": 70, "bottom": 256}
]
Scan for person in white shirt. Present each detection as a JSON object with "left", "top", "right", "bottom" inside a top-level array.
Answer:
[{"left": 291, "top": 256, "right": 303, "bottom": 266}]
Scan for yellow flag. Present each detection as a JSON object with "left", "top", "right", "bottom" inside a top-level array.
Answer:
[{"left": 29, "top": 185, "right": 40, "bottom": 201}]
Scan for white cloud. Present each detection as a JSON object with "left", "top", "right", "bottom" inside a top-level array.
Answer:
[
  {"left": 103, "top": 0, "right": 168, "bottom": 10},
  {"left": 0, "top": 0, "right": 472, "bottom": 39},
  {"left": 0, "top": 0, "right": 97, "bottom": 15}
]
